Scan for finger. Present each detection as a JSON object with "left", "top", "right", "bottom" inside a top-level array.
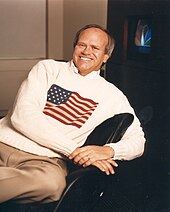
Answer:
[
  {"left": 73, "top": 150, "right": 93, "bottom": 164},
  {"left": 77, "top": 155, "right": 89, "bottom": 165},
  {"left": 97, "top": 160, "right": 114, "bottom": 175},
  {"left": 69, "top": 147, "right": 87, "bottom": 159},
  {"left": 92, "top": 160, "right": 114, "bottom": 175},
  {"left": 107, "top": 159, "right": 118, "bottom": 167},
  {"left": 82, "top": 154, "right": 98, "bottom": 167},
  {"left": 97, "top": 160, "right": 117, "bottom": 175},
  {"left": 74, "top": 149, "right": 95, "bottom": 164},
  {"left": 101, "top": 160, "right": 115, "bottom": 175},
  {"left": 91, "top": 161, "right": 106, "bottom": 173},
  {"left": 68, "top": 148, "right": 82, "bottom": 159}
]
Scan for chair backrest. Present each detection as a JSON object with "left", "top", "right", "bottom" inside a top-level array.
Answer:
[{"left": 84, "top": 113, "right": 134, "bottom": 146}]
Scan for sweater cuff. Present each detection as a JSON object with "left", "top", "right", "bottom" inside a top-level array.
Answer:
[{"left": 105, "top": 143, "right": 127, "bottom": 161}]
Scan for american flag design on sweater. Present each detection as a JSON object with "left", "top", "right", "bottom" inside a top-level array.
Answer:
[{"left": 43, "top": 84, "right": 98, "bottom": 128}]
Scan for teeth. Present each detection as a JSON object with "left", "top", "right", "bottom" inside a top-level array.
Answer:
[{"left": 80, "top": 57, "right": 91, "bottom": 61}]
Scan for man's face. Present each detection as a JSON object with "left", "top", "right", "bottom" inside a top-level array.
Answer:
[{"left": 73, "top": 28, "right": 110, "bottom": 76}]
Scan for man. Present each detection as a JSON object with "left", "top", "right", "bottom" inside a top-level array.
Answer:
[{"left": 0, "top": 24, "right": 145, "bottom": 203}]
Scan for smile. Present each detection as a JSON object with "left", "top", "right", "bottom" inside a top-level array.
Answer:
[{"left": 80, "top": 57, "right": 92, "bottom": 61}]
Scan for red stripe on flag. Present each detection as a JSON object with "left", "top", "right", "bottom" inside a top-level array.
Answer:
[{"left": 44, "top": 111, "right": 82, "bottom": 128}]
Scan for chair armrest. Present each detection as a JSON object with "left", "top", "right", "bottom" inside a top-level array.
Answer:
[{"left": 66, "top": 165, "right": 104, "bottom": 185}]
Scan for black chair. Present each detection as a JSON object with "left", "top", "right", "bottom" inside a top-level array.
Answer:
[{"left": 0, "top": 113, "right": 134, "bottom": 212}]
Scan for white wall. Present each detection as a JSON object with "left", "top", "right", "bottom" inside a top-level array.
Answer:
[
  {"left": 0, "top": 0, "right": 47, "bottom": 59},
  {"left": 0, "top": 0, "right": 64, "bottom": 116},
  {"left": 63, "top": 0, "right": 108, "bottom": 60},
  {"left": 0, "top": 0, "right": 108, "bottom": 116}
]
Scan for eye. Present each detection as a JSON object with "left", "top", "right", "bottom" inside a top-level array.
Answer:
[
  {"left": 92, "top": 46, "right": 100, "bottom": 51},
  {"left": 77, "top": 43, "right": 86, "bottom": 48}
]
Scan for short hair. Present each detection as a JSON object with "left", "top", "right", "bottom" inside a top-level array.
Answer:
[{"left": 73, "top": 24, "right": 115, "bottom": 57}]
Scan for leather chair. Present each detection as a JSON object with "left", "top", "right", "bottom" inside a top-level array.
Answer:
[{"left": 0, "top": 113, "right": 134, "bottom": 212}]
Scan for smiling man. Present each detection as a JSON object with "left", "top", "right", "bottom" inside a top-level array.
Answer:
[
  {"left": 0, "top": 24, "right": 145, "bottom": 204},
  {"left": 73, "top": 26, "right": 110, "bottom": 76}
]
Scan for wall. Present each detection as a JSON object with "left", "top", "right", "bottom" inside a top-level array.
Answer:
[
  {"left": 0, "top": 0, "right": 64, "bottom": 116},
  {"left": 63, "top": 0, "right": 108, "bottom": 60},
  {"left": 0, "top": 0, "right": 108, "bottom": 116}
]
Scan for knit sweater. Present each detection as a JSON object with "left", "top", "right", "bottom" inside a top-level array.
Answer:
[{"left": 0, "top": 60, "right": 145, "bottom": 160}]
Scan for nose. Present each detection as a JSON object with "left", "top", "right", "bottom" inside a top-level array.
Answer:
[{"left": 82, "top": 46, "right": 91, "bottom": 54}]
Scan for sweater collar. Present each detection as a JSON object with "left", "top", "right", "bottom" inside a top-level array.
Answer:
[{"left": 70, "top": 60, "right": 100, "bottom": 79}]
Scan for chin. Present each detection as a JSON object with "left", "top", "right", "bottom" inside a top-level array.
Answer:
[{"left": 78, "top": 65, "right": 91, "bottom": 71}]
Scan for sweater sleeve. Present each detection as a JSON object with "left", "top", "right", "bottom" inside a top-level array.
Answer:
[
  {"left": 10, "top": 60, "right": 78, "bottom": 156},
  {"left": 105, "top": 94, "right": 146, "bottom": 161}
]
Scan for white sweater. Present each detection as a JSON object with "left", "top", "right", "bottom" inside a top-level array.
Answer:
[{"left": 0, "top": 60, "right": 145, "bottom": 160}]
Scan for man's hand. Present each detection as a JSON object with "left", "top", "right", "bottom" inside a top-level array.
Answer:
[
  {"left": 69, "top": 145, "right": 118, "bottom": 172},
  {"left": 92, "top": 159, "right": 118, "bottom": 175}
]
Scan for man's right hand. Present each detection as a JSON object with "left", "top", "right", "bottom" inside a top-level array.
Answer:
[{"left": 91, "top": 159, "right": 118, "bottom": 175}]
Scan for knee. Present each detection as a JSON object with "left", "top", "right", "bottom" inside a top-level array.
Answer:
[
  {"left": 45, "top": 176, "right": 66, "bottom": 199},
  {"left": 33, "top": 172, "right": 67, "bottom": 202}
]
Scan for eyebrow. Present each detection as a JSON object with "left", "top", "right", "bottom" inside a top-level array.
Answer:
[{"left": 77, "top": 42, "right": 101, "bottom": 49}]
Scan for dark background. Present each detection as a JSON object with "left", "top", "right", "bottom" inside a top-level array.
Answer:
[{"left": 105, "top": 0, "right": 170, "bottom": 211}]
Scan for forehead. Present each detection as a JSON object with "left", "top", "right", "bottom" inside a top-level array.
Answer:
[{"left": 78, "top": 28, "right": 108, "bottom": 46}]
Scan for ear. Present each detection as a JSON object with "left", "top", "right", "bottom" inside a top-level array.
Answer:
[{"left": 103, "top": 54, "right": 110, "bottom": 63}]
